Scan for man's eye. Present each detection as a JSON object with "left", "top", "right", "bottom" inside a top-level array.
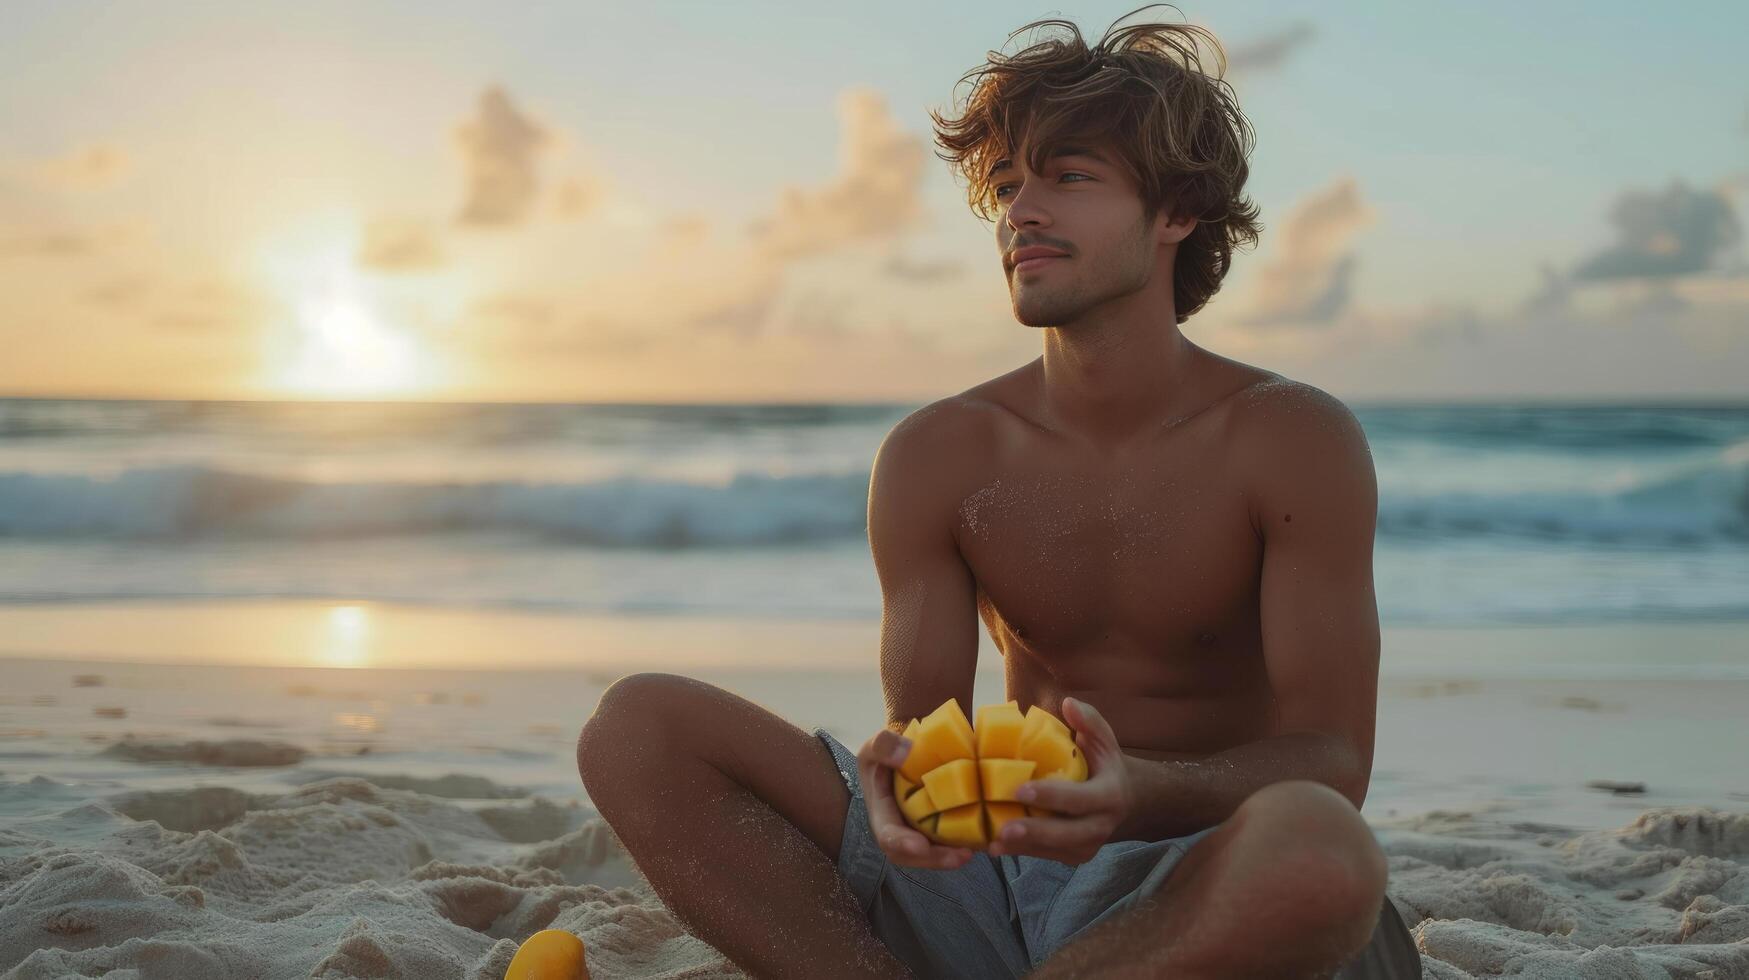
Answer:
[{"left": 993, "top": 173, "right": 1090, "bottom": 198}]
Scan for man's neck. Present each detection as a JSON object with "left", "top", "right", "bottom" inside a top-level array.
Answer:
[{"left": 1037, "top": 305, "right": 1198, "bottom": 453}]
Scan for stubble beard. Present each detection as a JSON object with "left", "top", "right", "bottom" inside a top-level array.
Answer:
[{"left": 1009, "top": 217, "right": 1156, "bottom": 329}]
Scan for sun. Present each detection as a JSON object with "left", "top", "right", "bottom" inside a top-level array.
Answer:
[
  {"left": 253, "top": 211, "right": 459, "bottom": 398},
  {"left": 277, "top": 285, "right": 428, "bottom": 396},
  {"left": 318, "top": 603, "right": 374, "bottom": 668}
]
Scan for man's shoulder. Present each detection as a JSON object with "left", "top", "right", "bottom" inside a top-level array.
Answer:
[
  {"left": 1226, "top": 371, "right": 1369, "bottom": 458},
  {"left": 880, "top": 394, "right": 991, "bottom": 461},
  {"left": 869, "top": 378, "right": 1030, "bottom": 535},
  {"left": 878, "top": 370, "right": 1027, "bottom": 463},
  {"left": 870, "top": 393, "right": 995, "bottom": 516},
  {"left": 1224, "top": 372, "right": 1376, "bottom": 531}
]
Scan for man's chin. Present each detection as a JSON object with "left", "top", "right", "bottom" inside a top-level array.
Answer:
[{"left": 1012, "top": 299, "right": 1075, "bottom": 328}]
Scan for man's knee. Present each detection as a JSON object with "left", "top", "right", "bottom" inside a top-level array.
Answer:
[
  {"left": 577, "top": 671, "right": 699, "bottom": 785},
  {"left": 1234, "top": 780, "right": 1388, "bottom": 924}
]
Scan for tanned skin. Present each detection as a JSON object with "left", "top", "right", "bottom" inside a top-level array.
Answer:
[{"left": 578, "top": 128, "right": 1390, "bottom": 979}]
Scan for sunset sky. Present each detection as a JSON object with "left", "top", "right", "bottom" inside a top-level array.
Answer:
[{"left": 2, "top": 1, "right": 1746, "bottom": 403}]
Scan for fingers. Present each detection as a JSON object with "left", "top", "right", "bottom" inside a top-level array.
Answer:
[
  {"left": 1063, "top": 697, "right": 1119, "bottom": 769},
  {"left": 873, "top": 808, "right": 972, "bottom": 868},
  {"left": 858, "top": 729, "right": 968, "bottom": 868},
  {"left": 993, "top": 812, "right": 1111, "bottom": 858},
  {"left": 878, "top": 824, "right": 972, "bottom": 869},
  {"left": 1014, "top": 778, "right": 1107, "bottom": 817},
  {"left": 857, "top": 729, "right": 911, "bottom": 777}
]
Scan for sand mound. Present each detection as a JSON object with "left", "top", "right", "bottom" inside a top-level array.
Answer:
[
  {"left": 1379, "top": 806, "right": 1749, "bottom": 977},
  {"left": 479, "top": 798, "right": 585, "bottom": 843},
  {"left": 0, "top": 776, "right": 730, "bottom": 979}
]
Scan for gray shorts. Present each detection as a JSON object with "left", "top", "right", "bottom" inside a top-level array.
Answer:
[{"left": 813, "top": 727, "right": 1422, "bottom": 979}]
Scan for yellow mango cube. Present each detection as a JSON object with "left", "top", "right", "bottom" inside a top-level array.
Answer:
[
  {"left": 920, "top": 757, "right": 980, "bottom": 811},
  {"left": 975, "top": 702, "right": 1024, "bottom": 757},
  {"left": 895, "top": 774, "right": 939, "bottom": 826},
  {"left": 933, "top": 802, "right": 987, "bottom": 848},
  {"left": 978, "top": 757, "right": 1036, "bottom": 802}
]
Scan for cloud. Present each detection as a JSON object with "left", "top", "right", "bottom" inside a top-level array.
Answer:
[
  {"left": 1217, "top": 297, "right": 1745, "bottom": 401},
  {"left": 23, "top": 144, "right": 131, "bottom": 191},
  {"left": 143, "top": 278, "right": 267, "bottom": 334},
  {"left": 151, "top": 310, "right": 227, "bottom": 332},
  {"left": 1225, "top": 22, "right": 1315, "bottom": 75},
  {"left": 1617, "top": 279, "right": 1690, "bottom": 317},
  {"left": 451, "top": 85, "right": 945, "bottom": 360},
  {"left": 0, "top": 220, "right": 141, "bottom": 257},
  {"left": 83, "top": 275, "right": 259, "bottom": 326},
  {"left": 1525, "top": 173, "right": 1745, "bottom": 318},
  {"left": 777, "top": 293, "right": 943, "bottom": 352},
  {"left": 663, "top": 214, "right": 709, "bottom": 242},
  {"left": 464, "top": 292, "right": 659, "bottom": 357},
  {"left": 357, "top": 216, "right": 446, "bottom": 271},
  {"left": 1207, "top": 244, "right": 1749, "bottom": 400},
  {"left": 883, "top": 252, "right": 964, "bottom": 282},
  {"left": 1720, "top": 171, "right": 1749, "bottom": 212},
  {"left": 1519, "top": 261, "right": 1573, "bottom": 316},
  {"left": 454, "top": 85, "right": 551, "bottom": 227},
  {"left": 83, "top": 276, "right": 152, "bottom": 309},
  {"left": 748, "top": 88, "right": 928, "bottom": 259},
  {"left": 551, "top": 173, "right": 603, "bottom": 221},
  {"left": 686, "top": 281, "right": 784, "bottom": 338},
  {"left": 1571, "top": 178, "right": 1741, "bottom": 281},
  {"left": 0, "top": 229, "right": 101, "bottom": 257},
  {"left": 472, "top": 291, "right": 556, "bottom": 328},
  {"left": 1235, "top": 176, "right": 1374, "bottom": 328}
]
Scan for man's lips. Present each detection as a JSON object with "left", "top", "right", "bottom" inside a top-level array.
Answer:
[
  {"left": 1013, "top": 255, "right": 1065, "bottom": 274},
  {"left": 1008, "top": 245, "right": 1070, "bottom": 273}
]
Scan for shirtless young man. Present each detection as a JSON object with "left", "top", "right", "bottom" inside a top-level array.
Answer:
[{"left": 578, "top": 11, "right": 1422, "bottom": 980}]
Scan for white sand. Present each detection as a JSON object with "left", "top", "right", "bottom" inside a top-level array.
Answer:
[{"left": 2, "top": 609, "right": 1748, "bottom": 978}]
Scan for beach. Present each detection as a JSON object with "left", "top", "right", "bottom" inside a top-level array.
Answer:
[
  {"left": 2, "top": 397, "right": 1745, "bottom": 976},
  {"left": 6, "top": 0, "right": 1749, "bottom": 969},
  {"left": 3, "top": 600, "right": 1747, "bottom": 978}
]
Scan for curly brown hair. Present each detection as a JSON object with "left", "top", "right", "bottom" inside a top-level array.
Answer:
[{"left": 930, "top": 4, "right": 1263, "bottom": 324}]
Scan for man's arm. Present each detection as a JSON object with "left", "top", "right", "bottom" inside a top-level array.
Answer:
[
  {"left": 866, "top": 402, "right": 982, "bottom": 735},
  {"left": 1114, "top": 383, "right": 1380, "bottom": 843}
]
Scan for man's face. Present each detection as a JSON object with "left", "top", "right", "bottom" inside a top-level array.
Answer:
[{"left": 990, "top": 137, "right": 1162, "bottom": 328}]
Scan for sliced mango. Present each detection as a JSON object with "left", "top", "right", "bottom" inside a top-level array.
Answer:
[{"left": 890, "top": 697, "right": 1088, "bottom": 851}]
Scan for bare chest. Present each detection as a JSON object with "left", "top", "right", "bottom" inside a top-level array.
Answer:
[{"left": 954, "top": 428, "right": 1264, "bottom": 687}]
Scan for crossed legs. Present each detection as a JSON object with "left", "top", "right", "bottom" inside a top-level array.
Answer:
[{"left": 579, "top": 673, "right": 1389, "bottom": 980}]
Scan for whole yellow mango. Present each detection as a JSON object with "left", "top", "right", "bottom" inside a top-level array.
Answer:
[
  {"left": 892, "top": 698, "right": 1088, "bottom": 849},
  {"left": 504, "top": 929, "right": 590, "bottom": 980}
]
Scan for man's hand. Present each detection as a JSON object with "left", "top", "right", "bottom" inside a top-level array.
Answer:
[
  {"left": 857, "top": 728, "right": 975, "bottom": 871},
  {"left": 988, "top": 697, "right": 1133, "bottom": 865}
]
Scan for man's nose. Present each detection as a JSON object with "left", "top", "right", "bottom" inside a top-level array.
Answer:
[{"left": 1003, "top": 180, "right": 1051, "bottom": 231}]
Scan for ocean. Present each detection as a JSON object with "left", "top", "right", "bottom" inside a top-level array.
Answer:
[{"left": 0, "top": 397, "right": 1745, "bottom": 628}]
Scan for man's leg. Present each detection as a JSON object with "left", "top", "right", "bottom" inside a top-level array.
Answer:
[
  {"left": 576, "top": 672, "right": 911, "bottom": 980},
  {"left": 1030, "top": 780, "right": 1391, "bottom": 980}
]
